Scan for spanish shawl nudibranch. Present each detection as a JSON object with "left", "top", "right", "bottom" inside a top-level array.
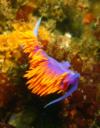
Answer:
[{"left": 24, "top": 18, "right": 80, "bottom": 108}]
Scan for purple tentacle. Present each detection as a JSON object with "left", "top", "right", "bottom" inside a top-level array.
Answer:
[{"left": 44, "top": 73, "right": 80, "bottom": 108}]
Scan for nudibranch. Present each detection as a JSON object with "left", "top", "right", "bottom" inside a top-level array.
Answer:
[{"left": 23, "top": 18, "right": 80, "bottom": 108}]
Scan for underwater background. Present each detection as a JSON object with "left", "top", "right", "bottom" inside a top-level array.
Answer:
[{"left": 0, "top": 0, "right": 100, "bottom": 128}]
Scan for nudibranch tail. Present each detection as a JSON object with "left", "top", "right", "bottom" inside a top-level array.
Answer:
[{"left": 33, "top": 17, "right": 42, "bottom": 37}]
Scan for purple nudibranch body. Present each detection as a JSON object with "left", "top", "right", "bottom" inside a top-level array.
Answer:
[{"left": 24, "top": 18, "right": 80, "bottom": 108}]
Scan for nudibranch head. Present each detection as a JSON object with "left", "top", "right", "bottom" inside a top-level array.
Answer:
[{"left": 23, "top": 18, "right": 80, "bottom": 108}]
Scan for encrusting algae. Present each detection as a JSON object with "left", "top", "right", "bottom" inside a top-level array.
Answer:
[{"left": 0, "top": 21, "right": 51, "bottom": 72}]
